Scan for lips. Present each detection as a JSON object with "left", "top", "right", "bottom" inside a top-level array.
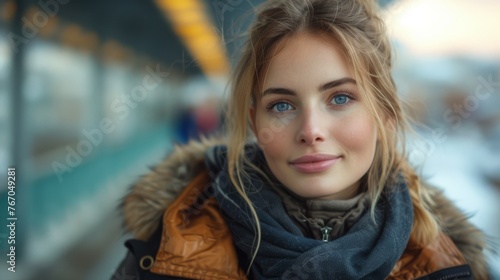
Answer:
[{"left": 289, "top": 154, "right": 341, "bottom": 173}]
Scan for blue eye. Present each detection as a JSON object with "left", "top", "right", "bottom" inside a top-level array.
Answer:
[
  {"left": 331, "top": 94, "right": 351, "bottom": 105},
  {"left": 272, "top": 102, "right": 293, "bottom": 112}
]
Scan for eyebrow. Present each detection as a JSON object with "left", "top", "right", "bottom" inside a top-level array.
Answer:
[{"left": 261, "top": 77, "right": 356, "bottom": 96}]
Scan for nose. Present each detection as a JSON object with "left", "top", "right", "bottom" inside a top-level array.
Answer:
[{"left": 296, "top": 110, "right": 326, "bottom": 145}]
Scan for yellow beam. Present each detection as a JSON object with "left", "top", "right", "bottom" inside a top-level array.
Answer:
[{"left": 154, "top": 0, "right": 229, "bottom": 77}]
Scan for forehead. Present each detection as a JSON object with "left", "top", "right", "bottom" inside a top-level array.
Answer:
[{"left": 259, "top": 31, "right": 353, "bottom": 94}]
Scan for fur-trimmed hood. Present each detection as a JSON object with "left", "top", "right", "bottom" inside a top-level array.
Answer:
[
  {"left": 120, "top": 137, "right": 224, "bottom": 241},
  {"left": 119, "top": 138, "right": 490, "bottom": 279}
]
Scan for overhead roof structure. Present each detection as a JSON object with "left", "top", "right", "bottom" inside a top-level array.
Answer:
[
  {"left": 3, "top": 0, "right": 399, "bottom": 77},
  {"left": 5, "top": 0, "right": 264, "bottom": 77}
]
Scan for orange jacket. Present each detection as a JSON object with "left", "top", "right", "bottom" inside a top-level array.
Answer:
[{"left": 120, "top": 139, "right": 489, "bottom": 279}]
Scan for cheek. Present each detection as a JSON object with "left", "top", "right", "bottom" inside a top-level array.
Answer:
[
  {"left": 255, "top": 115, "right": 292, "bottom": 158},
  {"left": 338, "top": 114, "right": 378, "bottom": 154}
]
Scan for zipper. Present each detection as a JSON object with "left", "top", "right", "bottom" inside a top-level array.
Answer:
[
  {"left": 320, "top": 226, "right": 332, "bottom": 242},
  {"left": 436, "top": 271, "right": 471, "bottom": 280}
]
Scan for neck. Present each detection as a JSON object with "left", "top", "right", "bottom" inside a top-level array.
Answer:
[{"left": 316, "top": 181, "right": 361, "bottom": 200}]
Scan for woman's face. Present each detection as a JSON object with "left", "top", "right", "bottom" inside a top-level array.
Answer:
[{"left": 251, "top": 32, "right": 378, "bottom": 200}]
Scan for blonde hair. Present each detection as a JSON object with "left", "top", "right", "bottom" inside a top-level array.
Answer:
[{"left": 225, "top": 0, "right": 439, "bottom": 272}]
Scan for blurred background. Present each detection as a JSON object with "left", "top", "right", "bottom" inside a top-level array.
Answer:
[{"left": 0, "top": 0, "right": 499, "bottom": 279}]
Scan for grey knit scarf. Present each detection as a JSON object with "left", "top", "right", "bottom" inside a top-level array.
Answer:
[{"left": 206, "top": 144, "right": 413, "bottom": 280}]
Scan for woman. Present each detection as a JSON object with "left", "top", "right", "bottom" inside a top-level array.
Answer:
[{"left": 114, "top": 0, "right": 489, "bottom": 279}]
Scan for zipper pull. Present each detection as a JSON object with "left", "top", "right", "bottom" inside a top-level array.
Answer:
[{"left": 320, "top": 226, "right": 332, "bottom": 242}]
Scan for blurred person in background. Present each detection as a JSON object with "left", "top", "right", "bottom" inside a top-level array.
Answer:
[
  {"left": 173, "top": 104, "right": 198, "bottom": 144},
  {"left": 173, "top": 96, "right": 221, "bottom": 144},
  {"left": 112, "top": 0, "right": 492, "bottom": 279},
  {"left": 193, "top": 96, "right": 221, "bottom": 137}
]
